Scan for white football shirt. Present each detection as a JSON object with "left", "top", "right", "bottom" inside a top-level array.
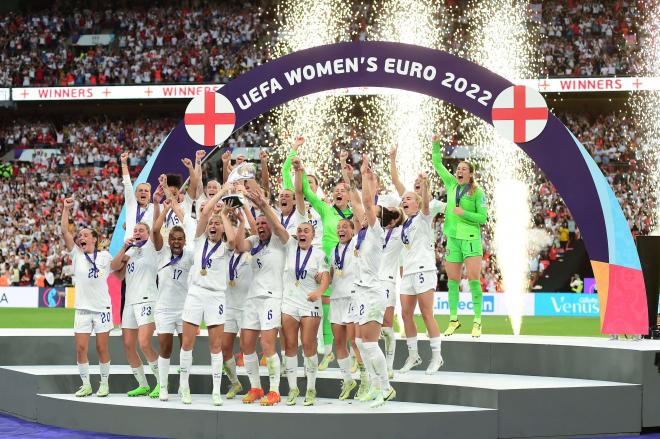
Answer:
[
  {"left": 282, "top": 240, "right": 329, "bottom": 307},
  {"left": 124, "top": 239, "right": 159, "bottom": 305},
  {"left": 71, "top": 246, "right": 112, "bottom": 312},
  {"left": 246, "top": 234, "right": 287, "bottom": 299},
  {"left": 156, "top": 247, "right": 194, "bottom": 311}
]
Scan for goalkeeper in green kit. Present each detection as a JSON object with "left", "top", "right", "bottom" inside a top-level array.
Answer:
[{"left": 431, "top": 135, "right": 488, "bottom": 337}]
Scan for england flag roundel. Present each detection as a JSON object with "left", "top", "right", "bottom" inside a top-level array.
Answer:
[
  {"left": 184, "top": 91, "right": 236, "bottom": 147},
  {"left": 491, "top": 85, "right": 548, "bottom": 143}
]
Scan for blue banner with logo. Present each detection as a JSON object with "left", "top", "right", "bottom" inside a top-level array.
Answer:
[{"left": 534, "top": 293, "right": 600, "bottom": 317}]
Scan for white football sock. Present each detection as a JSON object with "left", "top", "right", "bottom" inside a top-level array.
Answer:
[
  {"left": 224, "top": 356, "right": 239, "bottom": 385},
  {"left": 99, "top": 362, "right": 110, "bottom": 385},
  {"left": 211, "top": 352, "right": 223, "bottom": 395},
  {"left": 267, "top": 354, "right": 281, "bottom": 393},
  {"left": 382, "top": 327, "right": 396, "bottom": 370},
  {"left": 304, "top": 355, "right": 318, "bottom": 391},
  {"left": 179, "top": 349, "right": 193, "bottom": 390},
  {"left": 285, "top": 355, "right": 298, "bottom": 390},
  {"left": 77, "top": 362, "right": 90, "bottom": 386},
  {"left": 337, "top": 356, "right": 352, "bottom": 381},
  {"left": 244, "top": 352, "right": 261, "bottom": 389},
  {"left": 157, "top": 356, "right": 170, "bottom": 391},
  {"left": 364, "top": 341, "right": 389, "bottom": 391},
  {"left": 429, "top": 336, "right": 442, "bottom": 354},
  {"left": 148, "top": 360, "right": 160, "bottom": 385},
  {"left": 406, "top": 336, "right": 418, "bottom": 357},
  {"left": 131, "top": 365, "right": 148, "bottom": 388}
]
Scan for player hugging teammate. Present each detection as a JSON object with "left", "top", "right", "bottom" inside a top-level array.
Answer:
[{"left": 63, "top": 134, "right": 487, "bottom": 407}]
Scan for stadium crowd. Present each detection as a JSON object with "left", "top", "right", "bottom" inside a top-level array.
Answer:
[
  {"left": 0, "top": 109, "right": 654, "bottom": 290},
  {"left": 0, "top": 0, "right": 649, "bottom": 87},
  {"left": 0, "top": 3, "right": 266, "bottom": 87}
]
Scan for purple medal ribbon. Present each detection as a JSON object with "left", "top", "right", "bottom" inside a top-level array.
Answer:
[
  {"left": 354, "top": 228, "right": 367, "bottom": 252},
  {"left": 281, "top": 210, "right": 294, "bottom": 228},
  {"left": 136, "top": 205, "right": 147, "bottom": 223},
  {"left": 295, "top": 246, "right": 314, "bottom": 282},
  {"left": 201, "top": 238, "right": 222, "bottom": 270},
  {"left": 333, "top": 205, "right": 353, "bottom": 220},
  {"left": 160, "top": 253, "right": 182, "bottom": 270},
  {"left": 84, "top": 249, "right": 98, "bottom": 273},
  {"left": 126, "top": 240, "right": 147, "bottom": 251},
  {"left": 250, "top": 238, "right": 270, "bottom": 256},
  {"left": 455, "top": 184, "right": 469, "bottom": 207},
  {"left": 383, "top": 227, "right": 394, "bottom": 249},
  {"left": 334, "top": 242, "right": 350, "bottom": 270},
  {"left": 375, "top": 194, "right": 379, "bottom": 204},
  {"left": 401, "top": 215, "right": 417, "bottom": 245},
  {"left": 229, "top": 253, "right": 243, "bottom": 282},
  {"left": 166, "top": 209, "right": 177, "bottom": 226}
]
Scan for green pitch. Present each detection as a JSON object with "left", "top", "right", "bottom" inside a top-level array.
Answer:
[{"left": 0, "top": 308, "right": 603, "bottom": 337}]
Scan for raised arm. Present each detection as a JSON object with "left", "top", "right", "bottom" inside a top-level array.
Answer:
[
  {"left": 361, "top": 155, "right": 378, "bottom": 227},
  {"left": 184, "top": 150, "right": 205, "bottom": 199},
  {"left": 195, "top": 184, "right": 229, "bottom": 238},
  {"left": 283, "top": 136, "right": 304, "bottom": 191},
  {"left": 346, "top": 163, "right": 365, "bottom": 229},
  {"left": 221, "top": 150, "right": 233, "bottom": 184},
  {"left": 259, "top": 148, "right": 271, "bottom": 199},
  {"left": 152, "top": 197, "right": 169, "bottom": 251},
  {"left": 120, "top": 152, "right": 136, "bottom": 205},
  {"left": 246, "top": 189, "right": 289, "bottom": 244},
  {"left": 419, "top": 172, "right": 430, "bottom": 216},
  {"left": 292, "top": 157, "right": 306, "bottom": 216},
  {"left": 60, "top": 197, "right": 75, "bottom": 252},
  {"left": 431, "top": 135, "right": 457, "bottom": 188},
  {"left": 220, "top": 206, "right": 236, "bottom": 250},
  {"left": 389, "top": 145, "right": 406, "bottom": 196},
  {"left": 299, "top": 158, "right": 329, "bottom": 217}
]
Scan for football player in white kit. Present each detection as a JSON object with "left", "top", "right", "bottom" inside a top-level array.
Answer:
[
  {"left": 349, "top": 157, "right": 396, "bottom": 407},
  {"left": 221, "top": 207, "right": 253, "bottom": 400},
  {"left": 235, "top": 189, "right": 288, "bottom": 406},
  {"left": 282, "top": 158, "right": 330, "bottom": 406},
  {"left": 61, "top": 197, "right": 113, "bottom": 398},
  {"left": 110, "top": 196, "right": 160, "bottom": 397},
  {"left": 398, "top": 173, "right": 444, "bottom": 374},
  {"left": 152, "top": 200, "right": 194, "bottom": 401},
  {"left": 178, "top": 187, "right": 237, "bottom": 406},
  {"left": 120, "top": 152, "right": 154, "bottom": 234},
  {"left": 282, "top": 138, "right": 331, "bottom": 363},
  {"left": 328, "top": 215, "right": 364, "bottom": 400}
]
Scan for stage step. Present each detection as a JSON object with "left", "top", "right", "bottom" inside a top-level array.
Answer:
[
  {"left": 34, "top": 393, "right": 496, "bottom": 439},
  {"left": 0, "top": 364, "right": 641, "bottom": 438}
]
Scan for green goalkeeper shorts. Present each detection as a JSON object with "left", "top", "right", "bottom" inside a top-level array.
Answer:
[{"left": 446, "top": 236, "right": 483, "bottom": 263}]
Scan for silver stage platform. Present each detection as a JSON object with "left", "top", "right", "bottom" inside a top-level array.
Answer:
[{"left": 1, "top": 331, "right": 660, "bottom": 439}]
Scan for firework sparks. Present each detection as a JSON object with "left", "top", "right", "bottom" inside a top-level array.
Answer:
[{"left": 630, "top": 0, "right": 660, "bottom": 235}]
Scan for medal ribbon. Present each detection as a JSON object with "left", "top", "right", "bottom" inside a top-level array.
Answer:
[
  {"left": 250, "top": 238, "right": 270, "bottom": 256},
  {"left": 84, "top": 249, "right": 98, "bottom": 272},
  {"left": 354, "top": 228, "right": 367, "bottom": 252},
  {"left": 383, "top": 227, "right": 394, "bottom": 249},
  {"left": 401, "top": 215, "right": 417, "bottom": 245},
  {"left": 333, "top": 205, "right": 353, "bottom": 220},
  {"left": 334, "top": 242, "right": 350, "bottom": 270},
  {"left": 201, "top": 238, "right": 222, "bottom": 270},
  {"left": 229, "top": 253, "right": 243, "bottom": 281},
  {"left": 295, "top": 246, "right": 314, "bottom": 282},
  {"left": 455, "top": 184, "right": 469, "bottom": 207}
]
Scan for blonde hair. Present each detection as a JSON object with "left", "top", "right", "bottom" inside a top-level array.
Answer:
[{"left": 459, "top": 161, "right": 478, "bottom": 196}]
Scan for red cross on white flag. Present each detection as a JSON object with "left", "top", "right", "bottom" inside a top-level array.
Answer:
[
  {"left": 184, "top": 91, "right": 236, "bottom": 146},
  {"left": 491, "top": 85, "right": 548, "bottom": 143}
]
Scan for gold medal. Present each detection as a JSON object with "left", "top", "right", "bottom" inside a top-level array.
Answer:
[
  {"left": 229, "top": 279, "right": 236, "bottom": 287},
  {"left": 295, "top": 280, "right": 300, "bottom": 287},
  {"left": 354, "top": 249, "right": 360, "bottom": 257},
  {"left": 200, "top": 268, "right": 208, "bottom": 276},
  {"left": 336, "top": 269, "right": 343, "bottom": 277}
]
